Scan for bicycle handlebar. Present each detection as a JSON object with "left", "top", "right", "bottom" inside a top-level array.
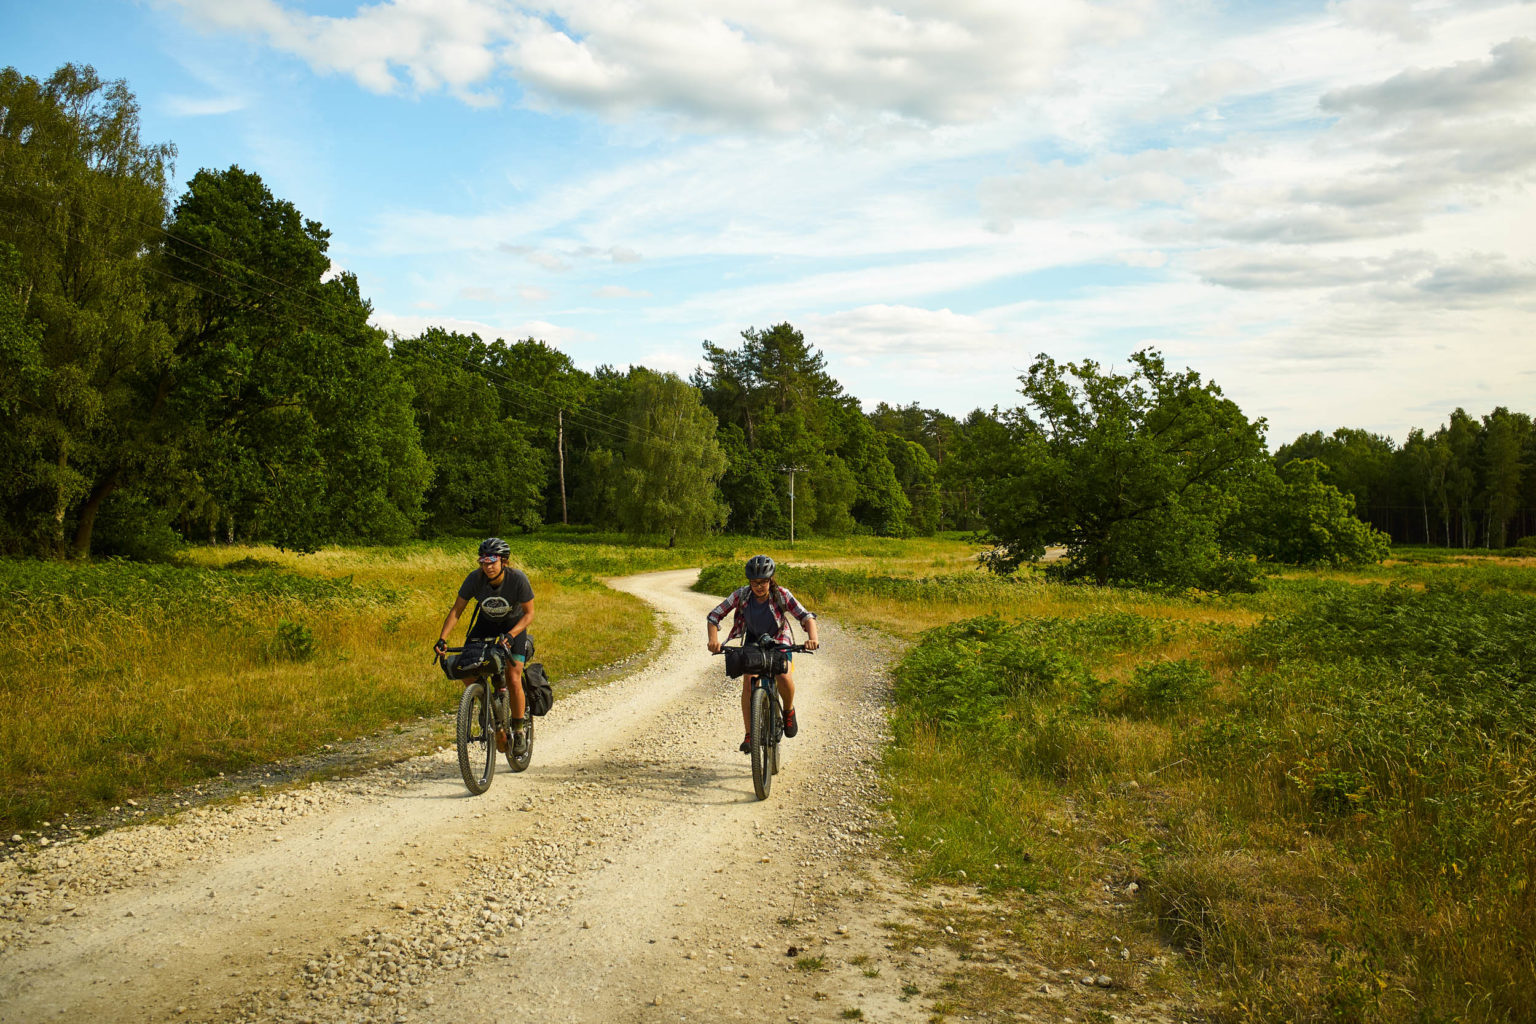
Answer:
[
  {"left": 710, "top": 642, "right": 815, "bottom": 655},
  {"left": 433, "top": 638, "right": 513, "bottom": 665}
]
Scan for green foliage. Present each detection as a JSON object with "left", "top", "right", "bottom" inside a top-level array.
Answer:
[
  {"left": 978, "top": 349, "right": 1268, "bottom": 592},
  {"left": 0, "top": 557, "right": 397, "bottom": 623},
  {"left": 692, "top": 561, "right": 1041, "bottom": 605},
  {"left": 1232, "top": 459, "right": 1391, "bottom": 566},
  {"left": 1112, "top": 658, "right": 1213, "bottom": 718},
  {"left": 610, "top": 369, "right": 727, "bottom": 546},
  {"left": 269, "top": 619, "right": 315, "bottom": 661},
  {"left": 392, "top": 328, "right": 545, "bottom": 536},
  {"left": 694, "top": 322, "right": 912, "bottom": 537},
  {"left": 160, "top": 166, "right": 430, "bottom": 550},
  {"left": 0, "top": 64, "right": 175, "bottom": 557},
  {"left": 893, "top": 615, "right": 1090, "bottom": 729},
  {"left": 89, "top": 488, "right": 183, "bottom": 562}
]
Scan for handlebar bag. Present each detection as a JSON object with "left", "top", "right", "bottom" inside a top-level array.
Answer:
[
  {"left": 441, "top": 641, "right": 507, "bottom": 680},
  {"left": 723, "top": 645, "right": 773, "bottom": 679},
  {"left": 523, "top": 662, "right": 554, "bottom": 716}
]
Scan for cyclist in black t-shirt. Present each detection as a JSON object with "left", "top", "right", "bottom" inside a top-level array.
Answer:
[{"left": 434, "top": 537, "right": 536, "bottom": 754}]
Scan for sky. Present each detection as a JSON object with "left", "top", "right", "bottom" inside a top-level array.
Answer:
[{"left": 4, "top": 0, "right": 1535, "bottom": 446}]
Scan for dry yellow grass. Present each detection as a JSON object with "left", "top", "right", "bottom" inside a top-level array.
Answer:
[{"left": 0, "top": 541, "right": 655, "bottom": 830}]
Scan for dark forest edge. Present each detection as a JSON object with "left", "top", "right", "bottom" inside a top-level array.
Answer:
[{"left": 3, "top": 64, "right": 1534, "bottom": 595}]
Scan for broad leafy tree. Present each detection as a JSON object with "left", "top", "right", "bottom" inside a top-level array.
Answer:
[
  {"left": 980, "top": 350, "right": 1268, "bottom": 590},
  {"left": 611, "top": 369, "right": 726, "bottom": 546},
  {"left": 159, "top": 166, "right": 429, "bottom": 547},
  {"left": 0, "top": 64, "right": 175, "bottom": 556},
  {"left": 392, "top": 329, "right": 544, "bottom": 536}
]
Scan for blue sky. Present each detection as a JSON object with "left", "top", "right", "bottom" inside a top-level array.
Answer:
[{"left": 5, "top": 0, "right": 1534, "bottom": 445}]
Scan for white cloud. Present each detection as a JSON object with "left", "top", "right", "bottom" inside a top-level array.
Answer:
[
  {"left": 1321, "top": 36, "right": 1536, "bottom": 118},
  {"left": 979, "top": 150, "right": 1215, "bottom": 229},
  {"left": 370, "top": 311, "right": 596, "bottom": 348},
  {"left": 164, "top": 93, "right": 247, "bottom": 116},
  {"left": 1328, "top": 0, "right": 1430, "bottom": 43},
  {"left": 168, "top": 0, "right": 1154, "bottom": 128},
  {"left": 1152, "top": 59, "right": 1266, "bottom": 117},
  {"left": 159, "top": 0, "right": 1536, "bottom": 444},
  {"left": 809, "top": 304, "right": 1001, "bottom": 364}
]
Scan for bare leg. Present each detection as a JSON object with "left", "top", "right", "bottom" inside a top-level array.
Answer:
[
  {"left": 775, "top": 670, "right": 796, "bottom": 716},
  {"left": 506, "top": 661, "right": 526, "bottom": 720}
]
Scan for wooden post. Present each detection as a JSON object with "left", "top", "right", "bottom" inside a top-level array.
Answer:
[
  {"left": 558, "top": 409, "right": 568, "bottom": 525},
  {"left": 779, "top": 464, "right": 805, "bottom": 546}
]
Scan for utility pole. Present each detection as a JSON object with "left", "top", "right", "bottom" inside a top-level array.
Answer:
[
  {"left": 779, "top": 465, "right": 806, "bottom": 547},
  {"left": 557, "top": 409, "right": 568, "bottom": 525}
]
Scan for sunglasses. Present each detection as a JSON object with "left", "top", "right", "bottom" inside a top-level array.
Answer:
[{"left": 478, "top": 556, "right": 501, "bottom": 565}]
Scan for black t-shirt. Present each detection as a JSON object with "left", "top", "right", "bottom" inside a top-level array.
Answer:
[
  {"left": 743, "top": 594, "right": 779, "bottom": 641},
  {"left": 458, "top": 568, "right": 534, "bottom": 640}
]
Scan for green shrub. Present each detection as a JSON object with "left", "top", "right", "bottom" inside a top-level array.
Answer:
[
  {"left": 893, "top": 615, "right": 1091, "bottom": 730},
  {"left": 1114, "top": 658, "right": 1213, "bottom": 718},
  {"left": 270, "top": 619, "right": 315, "bottom": 661}
]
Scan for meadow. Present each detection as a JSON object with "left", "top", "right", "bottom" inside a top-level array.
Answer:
[
  {"left": 698, "top": 549, "right": 1535, "bottom": 1024},
  {"left": 7, "top": 533, "right": 1533, "bottom": 1022}
]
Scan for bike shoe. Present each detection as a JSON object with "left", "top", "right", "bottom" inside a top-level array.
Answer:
[
  {"left": 783, "top": 706, "right": 798, "bottom": 738},
  {"left": 511, "top": 722, "right": 529, "bottom": 756},
  {"left": 739, "top": 735, "right": 751, "bottom": 754},
  {"left": 495, "top": 730, "right": 509, "bottom": 753}
]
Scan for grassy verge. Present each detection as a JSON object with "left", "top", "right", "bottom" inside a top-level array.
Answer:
[{"left": 722, "top": 556, "right": 1536, "bottom": 1023}]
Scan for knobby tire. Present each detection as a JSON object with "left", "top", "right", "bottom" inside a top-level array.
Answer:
[
  {"left": 457, "top": 681, "right": 497, "bottom": 795},
  {"left": 750, "top": 685, "right": 772, "bottom": 800}
]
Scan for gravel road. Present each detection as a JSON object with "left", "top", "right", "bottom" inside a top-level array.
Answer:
[{"left": 0, "top": 569, "right": 934, "bottom": 1024}]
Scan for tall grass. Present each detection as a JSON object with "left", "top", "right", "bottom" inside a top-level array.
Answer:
[{"left": 779, "top": 559, "right": 1536, "bottom": 1024}]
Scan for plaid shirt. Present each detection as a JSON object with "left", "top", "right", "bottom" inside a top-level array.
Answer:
[{"left": 707, "top": 584, "right": 815, "bottom": 645}]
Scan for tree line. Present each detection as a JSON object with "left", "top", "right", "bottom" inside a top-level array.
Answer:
[
  {"left": 1276, "top": 413, "right": 1536, "bottom": 549},
  {"left": 3, "top": 65, "right": 1528, "bottom": 585}
]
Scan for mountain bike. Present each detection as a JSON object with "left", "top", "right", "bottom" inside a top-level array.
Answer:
[
  {"left": 715, "top": 636, "right": 811, "bottom": 800},
  {"left": 436, "top": 642, "right": 533, "bottom": 794}
]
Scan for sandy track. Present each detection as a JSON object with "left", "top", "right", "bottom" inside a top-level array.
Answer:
[{"left": 0, "top": 569, "right": 916, "bottom": 1024}]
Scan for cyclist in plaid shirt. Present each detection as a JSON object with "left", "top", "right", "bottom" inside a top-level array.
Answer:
[{"left": 706, "top": 555, "right": 820, "bottom": 753}]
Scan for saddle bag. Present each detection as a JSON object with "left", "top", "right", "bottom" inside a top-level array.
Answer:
[{"left": 522, "top": 662, "right": 554, "bottom": 716}]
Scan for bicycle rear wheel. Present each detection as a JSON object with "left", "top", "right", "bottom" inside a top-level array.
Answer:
[
  {"left": 750, "top": 686, "right": 772, "bottom": 800},
  {"left": 457, "top": 681, "right": 497, "bottom": 794}
]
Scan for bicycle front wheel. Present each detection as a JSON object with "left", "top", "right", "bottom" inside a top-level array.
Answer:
[
  {"left": 750, "top": 686, "right": 772, "bottom": 800},
  {"left": 457, "top": 681, "right": 497, "bottom": 795}
]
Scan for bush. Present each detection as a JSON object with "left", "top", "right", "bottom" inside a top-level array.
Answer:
[
  {"left": 894, "top": 615, "right": 1091, "bottom": 729},
  {"left": 1113, "top": 658, "right": 1213, "bottom": 718},
  {"left": 269, "top": 619, "right": 315, "bottom": 661},
  {"left": 90, "top": 490, "right": 183, "bottom": 562},
  {"left": 1233, "top": 459, "right": 1391, "bottom": 567}
]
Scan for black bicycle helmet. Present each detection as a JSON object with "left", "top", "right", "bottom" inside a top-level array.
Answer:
[
  {"left": 478, "top": 537, "right": 510, "bottom": 560},
  {"left": 745, "top": 554, "right": 775, "bottom": 580}
]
